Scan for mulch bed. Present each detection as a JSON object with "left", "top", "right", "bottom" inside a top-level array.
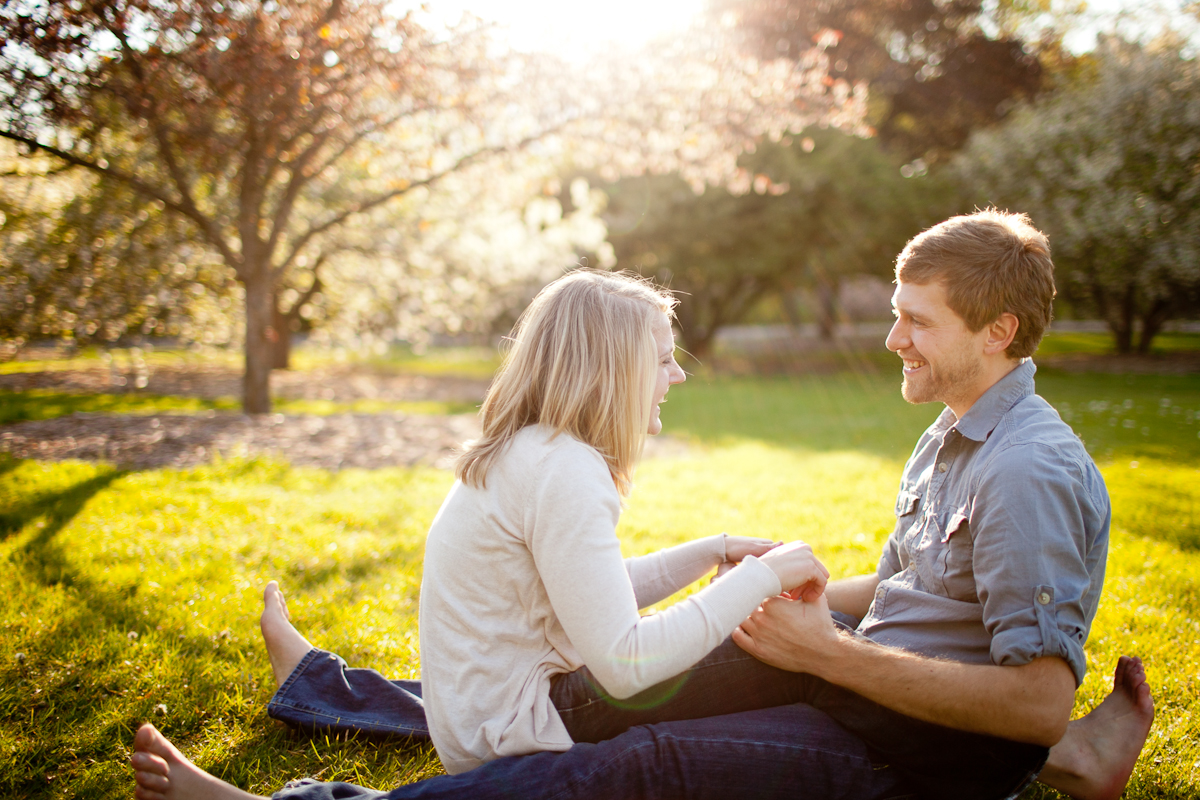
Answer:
[
  {"left": 0, "top": 363, "right": 492, "bottom": 471},
  {"left": 0, "top": 364, "right": 689, "bottom": 471},
  {"left": 0, "top": 410, "right": 482, "bottom": 471}
]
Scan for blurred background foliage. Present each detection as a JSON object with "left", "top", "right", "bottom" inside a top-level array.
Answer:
[{"left": 1, "top": 0, "right": 1198, "bottom": 383}]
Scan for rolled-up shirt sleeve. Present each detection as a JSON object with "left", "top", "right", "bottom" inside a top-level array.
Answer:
[{"left": 969, "top": 443, "right": 1103, "bottom": 686}]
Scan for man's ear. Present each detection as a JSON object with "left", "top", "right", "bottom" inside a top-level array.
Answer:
[{"left": 983, "top": 312, "right": 1019, "bottom": 356}]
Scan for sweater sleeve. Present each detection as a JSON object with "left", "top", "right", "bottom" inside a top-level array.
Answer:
[
  {"left": 624, "top": 535, "right": 728, "bottom": 609},
  {"left": 527, "top": 443, "right": 781, "bottom": 700}
]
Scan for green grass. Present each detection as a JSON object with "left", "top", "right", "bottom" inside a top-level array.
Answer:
[
  {"left": 1, "top": 357, "right": 1198, "bottom": 797},
  {"left": 0, "top": 346, "right": 245, "bottom": 375},
  {"left": 0, "top": 390, "right": 476, "bottom": 424},
  {"left": 0, "top": 344, "right": 502, "bottom": 380},
  {"left": 1035, "top": 330, "right": 1200, "bottom": 356},
  {"left": 661, "top": 368, "right": 1200, "bottom": 463}
]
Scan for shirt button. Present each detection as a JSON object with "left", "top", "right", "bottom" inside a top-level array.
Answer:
[
  {"left": 1038, "top": 591, "right": 1052, "bottom": 605},
  {"left": 937, "top": 462, "right": 949, "bottom": 473}
]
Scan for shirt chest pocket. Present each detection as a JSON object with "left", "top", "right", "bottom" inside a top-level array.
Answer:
[
  {"left": 894, "top": 490, "right": 922, "bottom": 568},
  {"left": 895, "top": 490, "right": 921, "bottom": 518},
  {"left": 937, "top": 506, "right": 978, "bottom": 602}
]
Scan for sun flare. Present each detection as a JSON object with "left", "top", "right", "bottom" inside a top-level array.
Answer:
[{"left": 429, "top": 0, "right": 708, "bottom": 56}]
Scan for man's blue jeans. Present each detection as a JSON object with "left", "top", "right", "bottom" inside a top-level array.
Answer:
[
  {"left": 273, "top": 703, "right": 910, "bottom": 800},
  {"left": 267, "top": 633, "right": 1046, "bottom": 800}
]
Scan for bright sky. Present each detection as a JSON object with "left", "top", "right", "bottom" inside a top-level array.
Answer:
[
  {"left": 1061, "top": 0, "right": 1198, "bottom": 52},
  {"left": 423, "top": 0, "right": 708, "bottom": 58},
  {"left": 417, "top": 0, "right": 1196, "bottom": 57}
]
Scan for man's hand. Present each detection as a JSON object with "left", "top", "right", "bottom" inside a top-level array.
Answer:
[
  {"left": 737, "top": 591, "right": 1078, "bottom": 747},
  {"left": 733, "top": 592, "right": 843, "bottom": 675}
]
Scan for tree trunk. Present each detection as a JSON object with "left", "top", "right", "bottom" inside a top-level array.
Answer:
[
  {"left": 1105, "top": 283, "right": 1136, "bottom": 355},
  {"left": 1110, "top": 321, "right": 1133, "bottom": 355},
  {"left": 270, "top": 298, "right": 292, "bottom": 370},
  {"left": 1136, "top": 298, "right": 1171, "bottom": 355},
  {"left": 809, "top": 264, "right": 838, "bottom": 340},
  {"left": 243, "top": 276, "right": 274, "bottom": 414},
  {"left": 682, "top": 330, "right": 714, "bottom": 366}
]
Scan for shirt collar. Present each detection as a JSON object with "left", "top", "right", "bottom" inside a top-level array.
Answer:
[{"left": 943, "top": 359, "right": 1037, "bottom": 443}]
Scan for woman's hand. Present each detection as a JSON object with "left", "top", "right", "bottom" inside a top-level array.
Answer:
[
  {"left": 724, "top": 536, "right": 781, "bottom": 563},
  {"left": 758, "top": 541, "right": 830, "bottom": 601},
  {"left": 714, "top": 536, "right": 781, "bottom": 581}
]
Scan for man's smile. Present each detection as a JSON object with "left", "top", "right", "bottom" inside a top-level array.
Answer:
[{"left": 902, "top": 358, "right": 927, "bottom": 373}]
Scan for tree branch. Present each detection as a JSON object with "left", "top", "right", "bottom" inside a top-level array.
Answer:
[
  {"left": 283, "top": 255, "right": 327, "bottom": 320},
  {"left": 0, "top": 130, "right": 239, "bottom": 268},
  {"left": 272, "top": 126, "right": 561, "bottom": 279},
  {"left": 111, "top": 27, "right": 210, "bottom": 243}
]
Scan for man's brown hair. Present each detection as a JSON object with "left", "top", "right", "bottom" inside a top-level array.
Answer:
[{"left": 895, "top": 209, "right": 1056, "bottom": 359}]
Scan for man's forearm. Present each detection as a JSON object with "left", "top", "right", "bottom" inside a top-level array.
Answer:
[
  {"left": 815, "top": 632, "right": 1075, "bottom": 746},
  {"left": 734, "top": 595, "right": 1077, "bottom": 747},
  {"left": 823, "top": 573, "right": 879, "bottom": 620}
]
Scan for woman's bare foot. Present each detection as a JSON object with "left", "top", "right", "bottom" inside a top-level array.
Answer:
[
  {"left": 1039, "top": 656, "right": 1155, "bottom": 800},
  {"left": 260, "top": 580, "right": 314, "bottom": 687},
  {"left": 131, "top": 723, "right": 266, "bottom": 800}
]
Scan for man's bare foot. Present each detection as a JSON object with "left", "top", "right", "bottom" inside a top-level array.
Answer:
[
  {"left": 260, "top": 580, "right": 314, "bottom": 688},
  {"left": 1039, "top": 656, "right": 1155, "bottom": 800},
  {"left": 131, "top": 723, "right": 266, "bottom": 800}
]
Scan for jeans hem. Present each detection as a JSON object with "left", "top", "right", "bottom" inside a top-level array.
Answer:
[{"left": 266, "top": 647, "right": 322, "bottom": 717}]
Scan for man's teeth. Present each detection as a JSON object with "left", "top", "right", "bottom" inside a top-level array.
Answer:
[{"left": 903, "top": 360, "right": 926, "bottom": 370}]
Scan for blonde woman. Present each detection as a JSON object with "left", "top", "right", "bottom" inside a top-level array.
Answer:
[{"left": 255, "top": 270, "right": 829, "bottom": 774}]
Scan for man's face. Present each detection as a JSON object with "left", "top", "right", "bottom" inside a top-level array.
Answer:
[{"left": 885, "top": 280, "right": 987, "bottom": 413}]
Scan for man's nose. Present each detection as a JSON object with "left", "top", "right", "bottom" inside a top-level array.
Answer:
[{"left": 885, "top": 320, "right": 907, "bottom": 352}]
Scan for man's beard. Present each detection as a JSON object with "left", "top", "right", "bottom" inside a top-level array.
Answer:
[{"left": 900, "top": 348, "right": 984, "bottom": 413}]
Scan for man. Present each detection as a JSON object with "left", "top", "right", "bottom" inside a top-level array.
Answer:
[{"left": 132, "top": 210, "right": 1154, "bottom": 800}]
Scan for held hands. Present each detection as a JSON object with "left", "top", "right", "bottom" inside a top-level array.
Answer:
[
  {"left": 757, "top": 541, "right": 830, "bottom": 601},
  {"left": 733, "top": 592, "right": 843, "bottom": 676}
]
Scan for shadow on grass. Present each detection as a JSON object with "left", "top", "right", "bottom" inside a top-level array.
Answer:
[{"left": 0, "top": 463, "right": 127, "bottom": 546}]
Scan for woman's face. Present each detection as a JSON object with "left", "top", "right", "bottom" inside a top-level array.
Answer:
[{"left": 649, "top": 313, "right": 686, "bottom": 435}]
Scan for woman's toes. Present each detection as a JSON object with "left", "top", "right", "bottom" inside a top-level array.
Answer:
[
  {"left": 131, "top": 750, "right": 168, "bottom": 776},
  {"left": 135, "top": 768, "right": 171, "bottom": 793}
]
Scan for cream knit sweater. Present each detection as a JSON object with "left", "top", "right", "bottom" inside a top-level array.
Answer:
[{"left": 418, "top": 425, "right": 782, "bottom": 774}]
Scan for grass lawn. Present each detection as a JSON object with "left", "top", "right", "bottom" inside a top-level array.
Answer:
[
  {"left": 0, "top": 390, "right": 477, "bottom": 425},
  {"left": 1, "top": 354, "right": 1198, "bottom": 798}
]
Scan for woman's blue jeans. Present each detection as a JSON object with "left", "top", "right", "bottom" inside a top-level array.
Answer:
[{"left": 267, "top": 626, "right": 1046, "bottom": 800}]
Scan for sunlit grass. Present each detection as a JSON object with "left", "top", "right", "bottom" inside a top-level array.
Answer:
[
  {"left": 0, "top": 390, "right": 476, "bottom": 425},
  {"left": 662, "top": 368, "right": 1200, "bottom": 463},
  {"left": 0, "top": 456, "right": 450, "bottom": 798},
  {"left": 1, "top": 356, "right": 1198, "bottom": 798},
  {"left": 0, "top": 346, "right": 244, "bottom": 375},
  {"left": 0, "top": 344, "right": 502, "bottom": 381},
  {"left": 1036, "top": 330, "right": 1200, "bottom": 356}
]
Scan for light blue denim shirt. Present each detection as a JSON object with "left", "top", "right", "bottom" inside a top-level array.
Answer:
[{"left": 858, "top": 359, "right": 1110, "bottom": 686}]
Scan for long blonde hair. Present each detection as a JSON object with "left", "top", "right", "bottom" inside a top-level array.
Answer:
[{"left": 457, "top": 270, "right": 677, "bottom": 496}]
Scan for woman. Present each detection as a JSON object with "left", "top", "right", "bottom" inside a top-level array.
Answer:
[{"left": 259, "top": 270, "right": 829, "bottom": 774}]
